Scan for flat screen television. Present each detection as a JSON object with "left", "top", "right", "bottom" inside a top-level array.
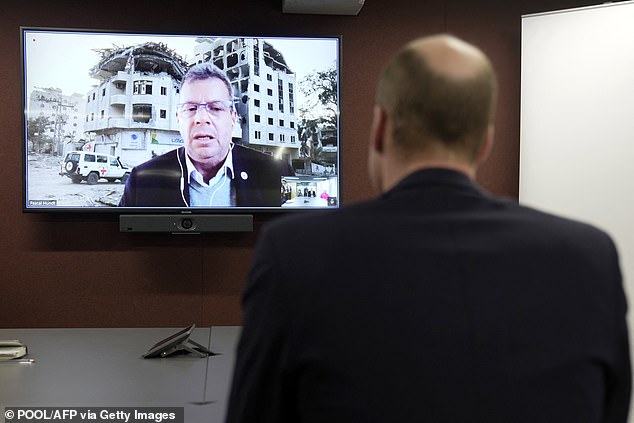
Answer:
[{"left": 21, "top": 27, "right": 341, "bottom": 222}]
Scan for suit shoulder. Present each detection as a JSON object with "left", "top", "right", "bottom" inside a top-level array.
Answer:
[
  {"left": 233, "top": 144, "right": 294, "bottom": 175},
  {"left": 262, "top": 202, "right": 371, "bottom": 239},
  {"left": 133, "top": 148, "right": 181, "bottom": 171},
  {"left": 132, "top": 150, "right": 186, "bottom": 182},
  {"left": 506, "top": 200, "right": 616, "bottom": 246},
  {"left": 233, "top": 144, "right": 286, "bottom": 165},
  {"left": 231, "top": 144, "right": 263, "bottom": 160}
]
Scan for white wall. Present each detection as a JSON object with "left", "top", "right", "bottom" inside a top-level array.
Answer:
[{"left": 520, "top": 2, "right": 634, "bottom": 416}]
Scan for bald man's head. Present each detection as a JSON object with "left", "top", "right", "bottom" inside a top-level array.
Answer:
[{"left": 376, "top": 34, "right": 497, "bottom": 161}]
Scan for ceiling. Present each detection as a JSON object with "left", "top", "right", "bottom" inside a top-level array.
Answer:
[{"left": 282, "top": 0, "right": 365, "bottom": 15}]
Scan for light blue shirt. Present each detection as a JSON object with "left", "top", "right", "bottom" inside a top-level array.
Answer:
[{"left": 185, "top": 147, "right": 236, "bottom": 207}]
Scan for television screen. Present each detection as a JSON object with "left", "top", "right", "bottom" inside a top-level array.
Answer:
[{"left": 21, "top": 27, "right": 340, "bottom": 213}]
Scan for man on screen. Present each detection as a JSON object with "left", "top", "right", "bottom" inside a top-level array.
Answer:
[
  {"left": 225, "top": 34, "right": 631, "bottom": 423},
  {"left": 119, "top": 63, "right": 293, "bottom": 207}
]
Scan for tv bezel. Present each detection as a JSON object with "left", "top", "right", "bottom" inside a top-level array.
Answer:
[{"left": 20, "top": 26, "right": 342, "bottom": 216}]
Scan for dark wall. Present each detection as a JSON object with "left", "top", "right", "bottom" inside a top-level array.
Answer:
[{"left": 0, "top": 0, "right": 596, "bottom": 328}]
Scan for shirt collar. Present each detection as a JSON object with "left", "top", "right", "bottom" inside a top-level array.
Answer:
[{"left": 184, "top": 143, "right": 235, "bottom": 185}]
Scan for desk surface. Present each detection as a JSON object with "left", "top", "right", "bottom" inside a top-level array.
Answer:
[{"left": 0, "top": 326, "right": 241, "bottom": 423}]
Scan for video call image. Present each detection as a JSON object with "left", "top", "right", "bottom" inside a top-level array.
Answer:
[{"left": 23, "top": 29, "right": 340, "bottom": 210}]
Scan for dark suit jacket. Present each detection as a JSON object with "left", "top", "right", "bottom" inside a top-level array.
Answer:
[
  {"left": 118, "top": 145, "right": 294, "bottom": 207},
  {"left": 225, "top": 168, "right": 631, "bottom": 423}
]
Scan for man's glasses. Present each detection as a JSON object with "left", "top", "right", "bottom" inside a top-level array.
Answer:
[{"left": 178, "top": 100, "right": 234, "bottom": 118}]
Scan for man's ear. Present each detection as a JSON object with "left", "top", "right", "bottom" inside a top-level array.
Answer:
[
  {"left": 476, "top": 124, "right": 495, "bottom": 165},
  {"left": 370, "top": 105, "right": 387, "bottom": 154}
]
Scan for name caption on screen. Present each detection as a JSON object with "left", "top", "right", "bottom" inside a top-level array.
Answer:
[{"left": 4, "top": 407, "right": 182, "bottom": 423}]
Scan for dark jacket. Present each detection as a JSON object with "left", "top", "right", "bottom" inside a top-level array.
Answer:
[
  {"left": 226, "top": 168, "right": 631, "bottom": 423},
  {"left": 118, "top": 145, "right": 293, "bottom": 208}
]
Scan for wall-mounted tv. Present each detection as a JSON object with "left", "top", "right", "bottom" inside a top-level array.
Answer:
[{"left": 21, "top": 27, "right": 341, "bottom": 215}]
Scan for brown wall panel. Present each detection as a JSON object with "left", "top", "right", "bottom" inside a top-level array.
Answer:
[{"left": 0, "top": 0, "right": 597, "bottom": 328}]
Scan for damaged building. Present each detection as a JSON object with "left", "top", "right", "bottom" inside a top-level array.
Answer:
[
  {"left": 83, "top": 42, "right": 190, "bottom": 166},
  {"left": 28, "top": 87, "right": 85, "bottom": 155},
  {"left": 193, "top": 37, "right": 300, "bottom": 165}
]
